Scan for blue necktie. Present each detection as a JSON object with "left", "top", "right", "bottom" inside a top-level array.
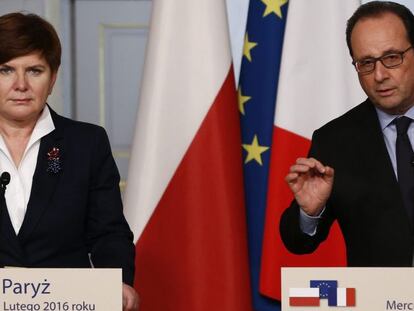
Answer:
[{"left": 396, "top": 116, "right": 414, "bottom": 228}]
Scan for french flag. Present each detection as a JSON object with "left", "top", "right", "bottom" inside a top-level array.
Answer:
[
  {"left": 259, "top": 0, "right": 365, "bottom": 300},
  {"left": 328, "top": 288, "right": 356, "bottom": 307},
  {"left": 289, "top": 288, "right": 320, "bottom": 307}
]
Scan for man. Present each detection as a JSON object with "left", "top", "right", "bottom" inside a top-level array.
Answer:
[{"left": 280, "top": 1, "right": 414, "bottom": 266}]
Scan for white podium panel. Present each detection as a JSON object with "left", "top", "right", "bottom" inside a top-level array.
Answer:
[
  {"left": 282, "top": 267, "right": 414, "bottom": 311},
  {"left": 0, "top": 268, "right": 121, "bottom": 311}
]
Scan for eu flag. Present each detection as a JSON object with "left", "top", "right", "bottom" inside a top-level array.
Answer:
[
  {"left": 238, "top": 0, "right": 289, "bottom": 310},
  {"left": 310, "top": 280, "right": 338, "bottom": 299}
]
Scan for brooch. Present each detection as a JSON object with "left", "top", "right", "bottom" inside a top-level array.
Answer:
[{"left": 46, "top": 147, "right": 62, "bottom": 173}]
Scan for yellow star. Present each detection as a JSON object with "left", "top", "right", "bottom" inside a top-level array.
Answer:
[
  {"left": 242, "top": 135, "right": 269, "bottom": 165},
  {"left": 261, "top": 0, "right": 288, "bottom": 18},
  {"left": 243, "top": 33, "right": 258, "bottom": 62},
  {"left": 238, "top": 88, "right": 251, "bottom": 115}
]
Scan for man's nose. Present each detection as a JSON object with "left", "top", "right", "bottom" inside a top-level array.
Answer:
[{"left": 373, "top": 60, "right": 390, "bottom": 82}]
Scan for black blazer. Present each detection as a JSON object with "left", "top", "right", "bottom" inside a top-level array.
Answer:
[
  {"left": 0, "top": 108, "right": 135, "bottom": 285},
  {"left": 280, "top": 99, "right": 414, "bottom": 266}
]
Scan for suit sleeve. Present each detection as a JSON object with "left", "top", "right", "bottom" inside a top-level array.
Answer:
[
  {"left": 86, "top": 127, "right": 135, "bottom": 286},
  {"left": 279, "top": 129, "right": 336, "bottom": 254}
]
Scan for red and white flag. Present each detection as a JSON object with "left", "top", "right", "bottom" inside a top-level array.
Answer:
[
  {"left": 260, "top": 0, "right": 365, "bottom": 300},
  {"left": 124, "top": 1, "right": 252, "bottom": 310},
  {"left": 289, "top": 288, "right": 320, "bottom": 307}
]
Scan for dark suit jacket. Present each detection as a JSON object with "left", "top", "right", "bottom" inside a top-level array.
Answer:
[
  {"left": 0, "top": 108, "right": 135, "bottom": 285},
  {"left": 280, "top": 99, "right": 414, "bottom": 266}
]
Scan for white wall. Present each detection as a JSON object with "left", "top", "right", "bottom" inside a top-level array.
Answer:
[
  {"left": 386, "top": 0, "right": 414, "bottom": 12},
  {"left": 226, "top": 0, "right": 249, "bottom": 83}
]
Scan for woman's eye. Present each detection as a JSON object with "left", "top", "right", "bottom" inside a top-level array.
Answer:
[
  {"left": 28, "top": 68, "right": 43, "bottom": 75},
  {"left": 0, "top": 67, "right": 13, "bottom": 75}
]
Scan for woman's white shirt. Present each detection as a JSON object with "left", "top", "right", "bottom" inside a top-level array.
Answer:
[{"left": 0, "top": 106, "right": 54, "bottom": 234}]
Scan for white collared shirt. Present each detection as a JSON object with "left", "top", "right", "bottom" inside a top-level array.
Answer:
[
  {"left": 375, "top": 106, "right": 414, "bottom": 179},
  {"left": 0, "top": 106, "right": 55, "bottom": 234}
]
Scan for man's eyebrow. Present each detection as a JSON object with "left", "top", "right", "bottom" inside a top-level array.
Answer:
[
  {"left": 359, "top": 48, "right": 406, "bottom": 59},
  {"left": 381, "top": 48, "right": 405, "bottom": 55}
]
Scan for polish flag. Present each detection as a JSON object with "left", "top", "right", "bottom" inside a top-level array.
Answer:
[
  {"left": 123, "top": 0, "right": 252, "bottom": 310},
  {"left": 289, "top": 288, "right": 320, "bottom": 306},
  {"left": 260, "top": 0, "right": 366, "bottom": 300},
  {"left": 328, "top": 288, "right": 356, "bottom": 307}
]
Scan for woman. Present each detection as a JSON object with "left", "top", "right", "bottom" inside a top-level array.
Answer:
[{"left": 0, "top": 12, "right": 138, "bottom": 310}]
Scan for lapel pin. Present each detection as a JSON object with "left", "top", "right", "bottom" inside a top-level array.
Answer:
[{"left": 46, "top": 147, "right": 62, "bottom": 174}]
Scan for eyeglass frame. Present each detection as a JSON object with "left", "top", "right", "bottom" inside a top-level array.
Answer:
[{"left": 352, "top": 46, "right": 413, "bottom": 74}]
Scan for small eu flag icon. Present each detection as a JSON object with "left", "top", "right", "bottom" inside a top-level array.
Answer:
[{"left": 310, "top": 280, "right": 338, "bottom": 299}]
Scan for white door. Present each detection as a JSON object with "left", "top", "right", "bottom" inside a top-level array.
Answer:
[{"left": 75, "top": 0, "right": 152, "bottom": 189}]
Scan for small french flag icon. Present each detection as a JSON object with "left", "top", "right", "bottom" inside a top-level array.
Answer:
[{"left": 328, "top": 288, "right": 356, "bottom": 306}]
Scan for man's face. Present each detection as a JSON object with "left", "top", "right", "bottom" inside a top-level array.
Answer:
[{"left": 351, "top": 13, "right": 414, "bottom": 114}]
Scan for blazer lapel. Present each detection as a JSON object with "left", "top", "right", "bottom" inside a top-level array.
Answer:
[
  {"left": 18, "top": 118, "right": 64, "bottom": 241},
  {"left": 360, "top": 102, "right": 397, "bottom": 186},
  {"left": 0, "top": 196, "right": 25, "bottom": 261},
  {"left": 356, "top": 101, "right": 406, "bottom": 215}
]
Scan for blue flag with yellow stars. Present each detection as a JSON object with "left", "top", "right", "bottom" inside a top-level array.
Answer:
[
  {"left": 238, "top": 0, "right": 288, "bottom": 310},
  {"left": 310, "top": 280, "right": 338, "bottom": 299}
]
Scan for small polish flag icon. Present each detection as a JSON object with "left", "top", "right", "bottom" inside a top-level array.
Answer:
[{"left": 289, "top": 288, "right": 320, "bottom": 306}]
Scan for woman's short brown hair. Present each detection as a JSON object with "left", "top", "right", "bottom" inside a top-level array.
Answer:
[{"left": 0, "top": 12, "right": 61, "bottom": 72}]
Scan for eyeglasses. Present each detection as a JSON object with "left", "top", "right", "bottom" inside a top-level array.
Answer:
[{"left": 352, "top": 46, "right": 413, "bottom": 74}]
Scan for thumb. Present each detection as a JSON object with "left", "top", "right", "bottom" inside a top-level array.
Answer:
[{"left": 324, "top": 166, "right": 335, "bottom": 179}]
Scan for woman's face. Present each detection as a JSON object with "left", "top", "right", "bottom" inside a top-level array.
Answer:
[{"left": 0, "top": 52, "right": 57, "bottom": 124}]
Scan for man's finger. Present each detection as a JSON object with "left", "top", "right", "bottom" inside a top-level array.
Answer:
[
  {"left": 289, "top": 164, "right": 312, "bottom": 173},
  {"left": 285, "top": 172, "right": 299, "bottom": 183},
  {"left": 295, "top": 157, "right": 327, "bottom": 174}
]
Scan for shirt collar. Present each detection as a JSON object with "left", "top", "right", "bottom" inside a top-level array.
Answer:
[
  {"left": 375, "top": 105, "right": 414, "bottom": 131},
  {"left": 27, "top": 105, "right": 55, "bottom": 149},
  {"left": 0, "top": 105, "right": 55, "bottom": 165}
]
